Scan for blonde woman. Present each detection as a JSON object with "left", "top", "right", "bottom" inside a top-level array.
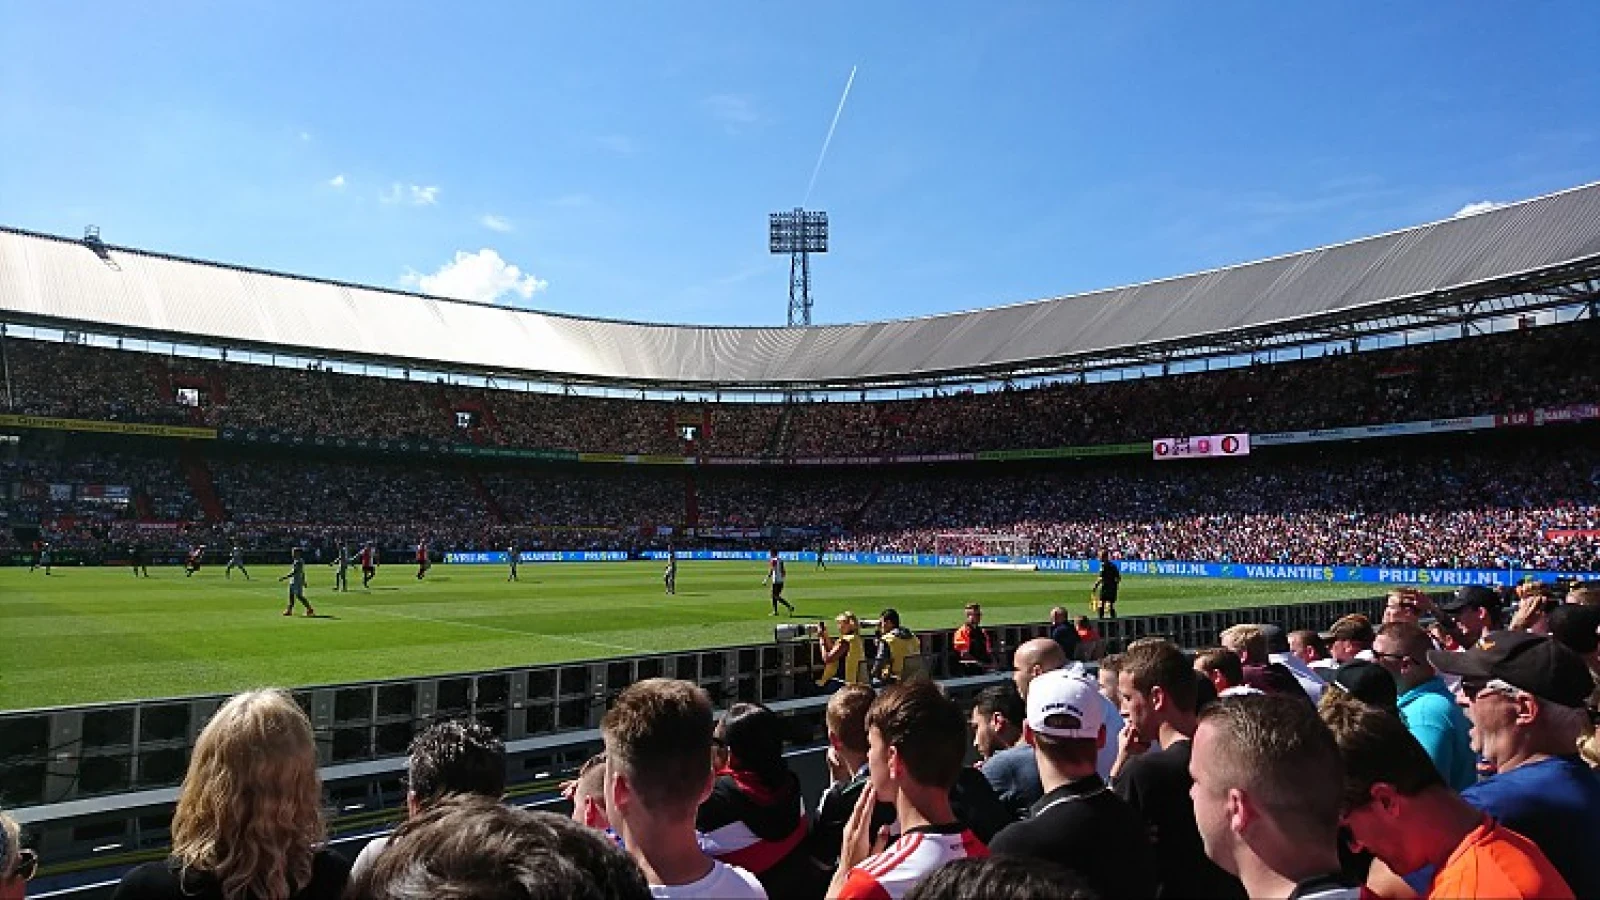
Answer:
[
  {"left": 2, "top": 809, "right": 35, "bottom": 899},
  {"left": 113, "top": 689, "right": 348, "bottom": 900}
]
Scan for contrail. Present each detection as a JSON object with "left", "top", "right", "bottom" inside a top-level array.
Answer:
[{"left": 803, "top": 65, "right": 857, "bottom": 206}]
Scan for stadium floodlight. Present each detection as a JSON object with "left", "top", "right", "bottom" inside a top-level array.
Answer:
[{"left": 769, "top": 208, "right": 829, "bottom": 327}]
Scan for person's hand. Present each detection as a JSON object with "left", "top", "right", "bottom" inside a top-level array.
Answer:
[
  {"left": 1397, "top": 587, "right": 1433, "bottom": 614},
  {"left": 1112, "top": 721, "right": 1149, "bottom": 777},
  {"left": 1509, "top": 595, "right": 1547, "bottom": 632},
  {"left": 827, "top": 783, "right": 891, "bottom": 899}
]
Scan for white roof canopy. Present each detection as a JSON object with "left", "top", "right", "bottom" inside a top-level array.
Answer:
[{"left": 3, "top": 183, "right": 1599, "bottom": 389}]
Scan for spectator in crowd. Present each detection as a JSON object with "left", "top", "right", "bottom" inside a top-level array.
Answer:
[
  {"left": 1320, "top": 661, "right": 1399, "bottom": 715},
  {"left": 1110, "top": 639, "right": 1246, "bottom": 899},
  {"left": 1372, "top": 623, "right": 1477, "bottom": 791},
  {"left": 349, "top": 719, "right": 506, "bottom": 879},
  {"left": 903, "top": 856, "right": 1099, "bottom": 900},
  {"left": 1324, "top": 615, "right": 1377, "bottom": 671},
  {"left": 872, "top": 608, "right": 918, "bottom": 685},
  {"left": 2, "top": 809, "right": 34, "bottom": 900},
  {"left": 988, "top": 669, "right": 1157, "bottom": 900},
  {"left": 1049, "top": 605, "right": 1079, "bottom": 661},
  {"left": 1096, "top": 653, "right": 1124, "bottom": 707},
  {"left": 969, "top": 685, "right": 1042, "bottom": 818},
  {"left": 1383, "top": 589, "right": 1426, "bottom": 627},
  {"left": 1220, "top": 624, "right": 1307, "bottom": 701},
  {"left": 1320, "top": 699, "right": 1574, "bottom": 900},
  {"left": 343, "top": 794, "right": 650, "bottom": 900},
  {"left": 600, "top": 679, "right": 765, "bottom": 899},
  {"left": 827, "top": 680, "right": 989, "bottom": 900},
  {"left": 1288, "top": 629, "right": 1330, "bottom": 668},
  {"left": 1075, "top": 616, "right": 1101, "bottom": 654},
  {"left": 1191, "top": 695, "right": 1358, "bottom": 900},
  {"left": 1568, "top": 582, "right": 1600, "bottom": 607},
  {"left": 810, "top": 686, "right": 892, "bottom": 871},
  {"left": 1195, "top": 647, "right": 1256, "bottom": 698},
  {"left": 1013, "top": 638, "right": 1119, "bottom": 779},
  {"left": 1263, "top": 624, "right": 1325, "bottom": 703},
  {"left": 112, "top": 689, "right": 350, "bottom": 900},
  {"left": 568, "top": 753, "right": 612, "bottom": 833},
  {"left": 1430, "top": 585, "right": 1502, "bottom": 651},
  {"left": 1547, "top": 603, "right": 1600, "bottom": 706},
  {"left": 1419, "top": 632, "right": 1600, "bottom": 896},
  {"left": 699, "top": 703, "right": 810, "bottom": 898},
  {"left": 952, "top": 604, "right": 994, "bottom": 674}
]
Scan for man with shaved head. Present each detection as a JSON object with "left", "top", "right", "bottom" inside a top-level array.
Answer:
[{"left": 1012, "top": 637, "right": 1120, "bottom": 780}]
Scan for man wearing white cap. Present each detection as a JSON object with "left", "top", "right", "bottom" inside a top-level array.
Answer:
[{"left": 987, "top": 669, "right": 1157, "bottom": 900}]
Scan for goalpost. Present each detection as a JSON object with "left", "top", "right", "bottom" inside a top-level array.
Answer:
[{"left": 934, "top": 532, "right": 1036, "bottom": 570}]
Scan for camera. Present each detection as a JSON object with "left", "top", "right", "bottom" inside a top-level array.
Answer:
[{"left": 774, "top": 623, "right": 822, "bottom": 642}]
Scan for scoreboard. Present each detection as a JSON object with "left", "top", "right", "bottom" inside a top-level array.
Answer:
[{"left": 1152, "top": 433, "right": 1251, "bottom": 460}]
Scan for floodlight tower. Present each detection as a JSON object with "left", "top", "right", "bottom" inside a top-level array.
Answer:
[{"left": 769, "top": 208, "right": 828, "bottom": 326}]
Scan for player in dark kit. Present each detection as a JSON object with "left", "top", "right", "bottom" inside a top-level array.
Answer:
[
  {"left": 332, "top": 543, "right": 351, "bottom": 592},
  {"left": 129, "top": 542, "right": 149, "bottom": 577},
  {"left": 280, "top": 547, "right": 315, "bottom": 617},
  {"left": 507, "top": 545, "right": 520, "bottom": 582},
  {"left": 225, "top": 544, "right": 250, "bottom": 580},
  {"left": 30, "top": 541, "right": 51, "bottom": 575},
  {"left": 1092, "top": 550, "right": 1121, "bottom": 619},
  {"left": 359, "top": 542, "right": 378, "bottom": 588},
  {"left": 184, "top": 545, "right": 205, "bottom": 577},
  {"left": 663, "top": 545, "right": 677, "bottom": 595},
  {"left": 415, "top": 539, "right": 431, "bottom": 580}
]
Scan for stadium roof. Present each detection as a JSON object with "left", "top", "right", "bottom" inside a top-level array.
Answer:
[{"left": 2, "top": 182, "right": 1599, "bottom": 390}]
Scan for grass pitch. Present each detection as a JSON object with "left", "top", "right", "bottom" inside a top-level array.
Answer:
[{"left": 1, "top": 561, "right": 1357, "bottom": 711}]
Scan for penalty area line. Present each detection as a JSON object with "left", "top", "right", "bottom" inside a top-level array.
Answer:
[{"left": 346, "top": 605, "right": 640, "bottom": 654}]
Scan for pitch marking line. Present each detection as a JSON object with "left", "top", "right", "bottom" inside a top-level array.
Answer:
[{"left": 349, "top": 604, "right": 640, "bottom": 654}]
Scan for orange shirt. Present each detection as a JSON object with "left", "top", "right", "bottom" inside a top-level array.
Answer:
[{"left": 1427, "top": 816, "right": 1574, "bottom": 900}]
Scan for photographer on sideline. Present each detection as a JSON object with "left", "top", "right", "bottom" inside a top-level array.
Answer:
[
  {"left": 817, "top": 612, "right": 869, "bottom": 691},
  {"left": 873, "top": 608, "right": 918, "bottom": 685}
]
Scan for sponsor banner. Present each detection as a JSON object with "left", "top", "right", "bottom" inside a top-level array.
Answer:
[
  {"left": 976, "top": 443, "right": 1148, "bottom": 462},
  {"left": 1498, "top": 404, "right": 1600, "bottom": 428},
  {"left": 444, "top": 550, "right": 630, "bottom": 564},
  {"left": 441, "top": 550, "right": 1596, "bottom": 584},
  {"left": 1255, "top": 415, "right": 1494, "bottom": 447},
  {"left": 1153, "top": 434, "right": 1250, "bottom": 460},
  {"left": 0, "top": 414, "right": 216, "bottom": 439},
  {"left": 1546, "top": 529, "right": 1600, "bottom": 541}
]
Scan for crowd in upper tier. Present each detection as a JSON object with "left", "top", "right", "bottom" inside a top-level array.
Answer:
[{"left": 4, "top": 318, "right": 1595, "bottom": 457}]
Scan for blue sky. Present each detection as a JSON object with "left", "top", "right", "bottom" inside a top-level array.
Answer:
[{"left": 2, "top": 2, "right": 1596, "bottom": 326}]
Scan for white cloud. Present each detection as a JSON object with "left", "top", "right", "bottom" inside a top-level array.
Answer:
[
  {"left": 328, "top": 174, "right": 346, "bottom": 189},
  {"left": 480, "top": 214, "right": 514, "bottom": 232},
  {"left": 299, "top": 131, "right": 313, "bottom": 143},
  {"left": 704, "top": 93, "right": 760, "bottom": 132},
  {"left": 400, "top": 249, "right": 547, "bottom": 304},
  {"left": 1453, "top": 200, "right": 1508, "bottom": 217},
  {"left": 381, "top": 183, "right": 440, "bottom": 206}
]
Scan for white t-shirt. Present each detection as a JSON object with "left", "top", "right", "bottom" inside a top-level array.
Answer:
[{"left": 651, "top": 859, "right": 767, "bottom": 899}]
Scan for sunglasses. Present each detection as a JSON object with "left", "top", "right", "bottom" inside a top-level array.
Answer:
[
  {"left": 1461, "top": 679, "right": 1520, "bottom": 702},
  {"left": 9, "top": 848, "right": 37, "bottom": 882}
]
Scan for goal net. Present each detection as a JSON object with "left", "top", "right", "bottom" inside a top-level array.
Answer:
[{"left": 934, "top": 532, "right": 1034, "bottom": 568}]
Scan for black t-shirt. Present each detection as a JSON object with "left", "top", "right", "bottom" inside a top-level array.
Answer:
[
  {"left": 1050, "top": 622, "right": 1081, "bottom": 659},
  {"left": 1099, "top": 562, "right": 1121, "bottom": 599},
  {"left": 1112, "top": 740, "right": 1245, "bottom": 900},
  {"left": 989, "top": 775, "right": 1158, "bottom": 900},
  {"left": 112, "top": 850, "right": 350, "bottom": 900},
  {"left": 810, "top": 767, "right": 1014, "bottom": 863}
]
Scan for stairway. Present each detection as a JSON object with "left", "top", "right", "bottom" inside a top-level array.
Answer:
[
  {"left": 462, "top": 467, "right": 506, "bottom": 524},
  {"left": 178, "top": 445, "right": 227, "bottom": 523}
]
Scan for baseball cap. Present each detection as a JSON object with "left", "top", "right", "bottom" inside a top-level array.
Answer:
[
  {"left": 1436, "top": 584, "right": 1501, "bottom": 615},
  {"left": 1329, "top": 661, "right": 1399, "bottom": 711},
  {"left": 1025, "top": 669, "right": 1107, "bottom": 740},
  {"left": 1427, "top": 630, "right": 1593, "bottom": 708},
  {"left": 1548, "top": 604, "right": 1600, "bottom": 656}
]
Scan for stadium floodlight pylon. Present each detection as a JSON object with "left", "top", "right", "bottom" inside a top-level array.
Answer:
[{"left": 769, "top": 208, "right": 828, "bottom": 327}]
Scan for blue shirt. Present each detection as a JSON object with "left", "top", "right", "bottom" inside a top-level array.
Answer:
[
  {"left": 1402, "top": 755, "right": 1600, "bottom": 896},
  {"left": 1397, "top": 676, "right": 1476, "bottom": 791},
  {"left": 982, "top": 744, "right": 1043, "bottom": 817}
]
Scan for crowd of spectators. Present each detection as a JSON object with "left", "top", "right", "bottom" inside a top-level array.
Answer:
[
  {"left": 9, "top": 584, "right": 1591, "bottom": 899},
  {"left": 839, "top": 442, "right": 1600, "bottom": 571},
  {"left": 5, "top": 318, "right": 1594, "bottom": 458}
]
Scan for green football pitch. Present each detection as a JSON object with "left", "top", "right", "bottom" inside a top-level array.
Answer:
[{"left": 0, "top": 561, "right": 1361, "bottom": 711}]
